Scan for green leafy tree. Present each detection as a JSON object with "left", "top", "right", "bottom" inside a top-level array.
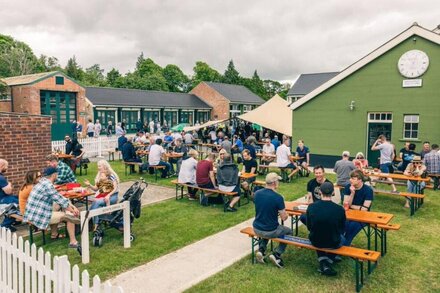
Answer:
[
  {"left": 191, "top": 61, "right": 222, "bottom": 87},
  {"left": 136, "top": 52, "right": 145, "bottom": 70},
  {"left": 106, "top": 68, "right": 123, "bottom": 87},
  {"left": 163, "top": 64, "right": 190, "bottom": 92},
  {"left": 222, "top": 59, "right": 240, "bottom": 84},
  {"left": 65, "top": 56, "right": 84, "bottom": 81},
  {"left": 36, "top": 54, "right": 61, "bottom": 72},
  {"left": 136, "top": 58, "right": 163, "bottom": 77},
  {"left": 0, "top": 34, "right": 39, "bottom": 77},
  {"left": 83, "top": 64, "right": 106, "bottom": 86},
  {"left": 263, "top": 79, "right": 290, "bottom": 98},
  {"left": 0, "top": 80, "right": 8, "bottom": 99}
]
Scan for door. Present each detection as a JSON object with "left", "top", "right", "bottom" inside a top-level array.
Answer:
[
  {"left": 121, "top": 110, "right": 139, "bottom": 133},
  {"left": 143, "top": 110, "right": 160, "bottom": 125},
  {"left": 96, "top": 110, "right": 116, "bottom": 131},
  {"left": 367, "top": 123, "right": 392, "bottom": 167},
  {"left": 40, "top": 91, "right": 76, "bottom": 140}
]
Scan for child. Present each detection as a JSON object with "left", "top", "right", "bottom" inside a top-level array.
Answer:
[{"left": 95, "top": 172, "right": 114, "bottom": 199}]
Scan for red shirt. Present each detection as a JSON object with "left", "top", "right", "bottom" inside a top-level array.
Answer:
[{"left": 196, "top": 160, "right": 213, "bottom": 185}]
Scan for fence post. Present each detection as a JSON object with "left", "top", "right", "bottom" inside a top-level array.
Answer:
[{"left": 97, "top": 136, "right": 103, "bottom": 158}]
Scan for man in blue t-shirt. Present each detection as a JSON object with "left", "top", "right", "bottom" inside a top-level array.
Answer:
[
  {"left": 271, "top": 135, "right": 280, "bottom": 151},
  {"left": 0, "top": 159, "right": 19, "bottom": 230},
  {"left": 342, "top": 169, "right": 374, "bottom": 246},
  {"left": 253, "top": 173, "right": 292, "bottom": 268}
]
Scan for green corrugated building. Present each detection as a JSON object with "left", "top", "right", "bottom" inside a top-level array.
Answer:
[{"left": 289, "top": 23, "right": 440, "bottom": 167}]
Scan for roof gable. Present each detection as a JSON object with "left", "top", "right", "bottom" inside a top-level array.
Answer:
[
  {"left": 287, "top": 72, "right": 339, "bottom": 96},
  {"left": 1, "top": 71, "right": 66, "bottom": 86},
  {"left": 290, "top": 24, "right": 440, "bottom": 110},
  {"left": 86, "top": 87, "right": 211, "bottom": 109},
  {"left": 204, "top": 82, "right": 265, "bottom": 104}
]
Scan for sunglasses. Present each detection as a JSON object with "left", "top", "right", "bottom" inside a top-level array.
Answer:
[{"left": 36, "top": 174, "right": 42, "bottom": 178}]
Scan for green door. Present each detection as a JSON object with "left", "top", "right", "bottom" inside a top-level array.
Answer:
[
  {"left": 96, "top": 110, "right": 116, "bottom": 131},
  {"left": 40, "top": 91, "right": 77, "bottom": 140},
  {"left": 121, "top": 110, "right": 139, "bottom": 133},
  {"left": 367, "top": 123, "right": 392, "bottom": 167}
]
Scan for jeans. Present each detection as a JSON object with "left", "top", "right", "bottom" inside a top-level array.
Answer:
[
  {"left": 407, "top": 180, "right": 425, "bottom": 193},
  {"left": 379, "top": 162, "right": 392, "bottom": 173},
  {"left": 90, "top": 193, "right": 118, "bottom": 224},
  {"left": 0, "top": 195, "right": 19, "bottom": 228},
  {"left": 254, "top": 225, "right": 293, "bottom": 256},
  {"left": 343, "top": 221, "right": 365, "bottom": 246},
  {"left": 316, "top": 235, "right": 346, "bottom": 263},
  {"left": 299, "top": 214, "right": 307, "bottom": 225}
]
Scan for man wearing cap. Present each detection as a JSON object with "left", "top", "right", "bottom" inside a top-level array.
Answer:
[
  {"left": 334, "top": 151, "right": 356, "bottom": 187},
  {"left": 253, "top": 173, "right": 292, "bottom": 268},
  {"left": 404, "top": 156, "right": 426, "bottom": 207},
  {"left": 46, "top": 154, "right": 76, "bottom": 185},
  {"left": 24, "top": 167, "right": 80, "bottom": 248},
  {"left": 306, "top": 182, "right": 346, "bottom": 276},
  {"left": 0, "top": 159, "right": 19, "bottom": 230}
]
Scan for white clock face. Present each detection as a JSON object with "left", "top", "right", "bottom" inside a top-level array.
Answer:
[{"left": 397, "top": 50, "right": 429, "bottom": 78}]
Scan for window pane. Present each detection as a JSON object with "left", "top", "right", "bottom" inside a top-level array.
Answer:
[
  {"left": 412, "top": 124, "right": 418, "bottom": 130},
  {"left": 387, "top": 113, "right": 392, "bottom": 120},
  {"left": 404, "top": 123, "right": 411, "bottom": 130},
  {"left": 404, "top": 131, "right": 411, "bottom": 138},
  {"left": 381, "top": 113, "right": 386, "bottom": 120},
  {"left": 370, "top": 113, "right": 374, "bottom": 120}
]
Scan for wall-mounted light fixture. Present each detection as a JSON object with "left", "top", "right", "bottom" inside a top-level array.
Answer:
[{"left": 349, "top": 100, "right": 355, "bottom": 111}]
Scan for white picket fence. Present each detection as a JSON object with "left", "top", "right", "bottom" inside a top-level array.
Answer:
[
  {"left": 0, "top": 228, "right": 123, "bottom": 293},
  {"left": 51, "top": 136, "right": 133, "bottom": 159}
]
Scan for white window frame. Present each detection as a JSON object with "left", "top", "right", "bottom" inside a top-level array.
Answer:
[
  {"left": 403, "top": 114, "right": 419, "bottom": 140},
  {"left": 368, "top": 112, "right": 392, "bottom": 123}
]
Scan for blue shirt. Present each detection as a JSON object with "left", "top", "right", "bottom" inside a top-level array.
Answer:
[
  {"left": 244, "top": 144, "right": 256, "bottom": 159},
  {"left": 344, "top": 183, "right": 374, "bottom": 208},
  {"left": 296, "top": 146, "right": 310, "bottom": 161},
  {"left": 235, "top": 139, "right": 243, "bottom": 152},
  {"left": 271, "top": 139, "right": 280, "bottom": 150},
  {"left": 0, "top": 173, "right": 8, "bottom": 200},
  {"left": 164, "top": 135, "right": 173, "bottom": 143},
  {"left": 253, "top": 188, "right": 285, "bottom": 231},
  {"left": 118, "top": 136, "right": 128, "bottom": 150}
]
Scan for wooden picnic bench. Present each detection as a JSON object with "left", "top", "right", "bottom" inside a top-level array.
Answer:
[
  {"left": 240, "top": 227, "right": 380, "bottom": 292},
  {"left": 123, "top": 161, "right": 144, "bottom": 176},
  {"left": 373, "top": 189, "right": 425, "bottom": 216},
  {"left": 171, "top": 180, "right": 241, "bottom": 211}
]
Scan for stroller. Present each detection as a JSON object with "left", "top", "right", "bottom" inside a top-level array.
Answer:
[{"left": 91, "top": 178, "right": 148, "bottom": 247}]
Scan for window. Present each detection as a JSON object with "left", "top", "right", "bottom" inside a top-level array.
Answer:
[
  {"left": 55, "top": 76, "right": 64, "bottom": 85},
  {"left": 368, "top": 112, "right": 392, "bottom": 123},
  {"left": 403, "top": 115, "right": 419, "bottom": 139}
]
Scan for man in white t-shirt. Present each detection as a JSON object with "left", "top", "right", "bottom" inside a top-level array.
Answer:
[
  {"left": 94, "top": 120, "right": 102, "bottom": 137},
  {"left": 209, "top": 129, "right": 217, "bottom": 143},
  {"left": 178, "top": 149, "right": 198, "bottom": 200},
  {"left": 172, "top": 131, "right": 183, "bottom": 142},
  {"left": 148, "top": 139, "right": 171, "bottom": 178},
  {"left": 276, "top": 138, "right": 298, "bottom": 181},
  {"left": 261, "top": 138, "right": 276, "bottom": 173},
  {"left": 184, "top": 131, "right": 194, "bottom": 145},
  {"left": 371, "top": 134, "right": 397, "bottom": 192},
  {"left": 86, "top": 119, "right": 95, "bottom": 138},
  {"left": 149, "top": 120, "right": 155, "bottom": 134}
]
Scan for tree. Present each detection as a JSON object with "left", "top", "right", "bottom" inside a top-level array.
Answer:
[
  {"left": 163, "top": 64, "right": 190, "bottom": 92},
  {"left": 0, "top": 34, "right": 39, "bottom": 77},
  {"left": 136, "top": 52, "right": 145, "bottom": 70},
  {"left": 263, "top": 79, "right": 290, "bottom": 98},
  {"left": 191, "top": 61, "right": 222, "bottom": 87},
  {"left": 65, "top": 56, "right": 84, "bottom": 81},
  {"left": 136, "top": 58, "right": 163, "bottom": 77},
  {"left": 36, "top": 54, "right": 61, "bottom": 72},
  {"left": 0, "top": 80, "right": 8, "bottom": 99},
  {"left": 83, "top": 64, "right": 106, "bottom": 86},
  {"left": 106, "top": 68, "right": 123, "bottom": 87},
  {"left": 222, "top": 59, "right": 240, "bottom": 84}
]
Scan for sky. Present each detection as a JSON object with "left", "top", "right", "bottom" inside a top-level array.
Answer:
[{"left": 0, "top": 0, "right": 439, "bottom": 83}]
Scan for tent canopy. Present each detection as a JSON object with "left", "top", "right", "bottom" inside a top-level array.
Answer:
[
  {"left": 183, "top": 118, "right": 229, "bottom": 132},
  {"left": 237, "top": 94, "right": 292, "bottom": 136}
]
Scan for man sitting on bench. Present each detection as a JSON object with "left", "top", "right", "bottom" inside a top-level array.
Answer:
[
  {"left": 306, "top": 182, "right": 346, "bottom": 276},
  {"left": 276, "top": 137, "right": 298, "bottom": 180},
  {"left": 342, "top": 170, "right": 373, "bottom": 246},
  {"left": 253, "top": 173, "right": 293, "bottom": 268}
]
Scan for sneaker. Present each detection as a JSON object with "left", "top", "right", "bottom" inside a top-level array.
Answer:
[
  {"left": 188, "top": 196, "right": 196, "bottom": 201},
  {"left": 226, "top": 206, "right": 237, "bottom": 212},
  {"left": 333, "top": 256, "right": 342, "bottom": 263},
  {"left": 269, "top": 254, "right": 284, "bottom": 268},
  {"left": 255, "top": 251, "right": 266, "bottom": 264},
  {"left": 318, "top": 261, "right": 337, "bottom": 276},
  {"left": 200, "top": 193, "right": 208, "bottom": 206}
]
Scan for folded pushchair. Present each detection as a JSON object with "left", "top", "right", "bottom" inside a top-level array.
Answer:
[{"left": 91, "top": 178, "right": 148, "bottom": 247}]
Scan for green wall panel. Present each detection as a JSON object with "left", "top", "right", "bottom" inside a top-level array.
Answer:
[{"left": 292, "top": 36, "right": 440, "bottom": 159}]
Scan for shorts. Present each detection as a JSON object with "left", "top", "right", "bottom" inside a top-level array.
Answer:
[
  {"left": 379, "top": 162, "right": 392, "bottom": 173},
  {"left": 49, "top": 211, "right": 65, "bottom": 225},
  {"left": 280, "top": 163, "right": 296, "bottom": 169}
]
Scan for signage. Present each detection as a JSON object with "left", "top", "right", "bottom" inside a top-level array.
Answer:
[
  {"left": 402, "top": 79, "right": 422, "bottom": 88},
  {"left": 79, "top": 112, "right": 87, "bottom": 116}
]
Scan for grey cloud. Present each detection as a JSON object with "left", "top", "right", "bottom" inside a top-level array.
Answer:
[{"left": 0, "top": 0, "right": 439, "bottom": 81}]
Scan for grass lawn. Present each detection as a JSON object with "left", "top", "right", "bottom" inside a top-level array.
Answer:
[
  {"left": 29, "top": 160, "right": 309, "bottom": 280},
  {"left": 187, "top": 184, "right": 440, "bottom": 292}
]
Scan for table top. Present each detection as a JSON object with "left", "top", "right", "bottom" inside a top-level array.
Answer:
[
  {"left": 240, "top": 172, "right": 258, "bottom": 179},
  {"left": 367, "top": 171, "right": 430, "bottom": 182},
  {"left": 284, "top": 201, "right": 393, "bottom": 225},
  {"left": 166, "top": 153, "right": 183, "bottom": 158},
  {"left": 257, "top": 153, "right": 276, "bottom": 158},
  {"left": 201, "top": 143, "right": 218, "bottom": 147},
  {"left": 55, "top": 153, "right": 74, "bottom": 159},
  {"left": 136, "top": 150, "right": 150, "bottom": 155}
]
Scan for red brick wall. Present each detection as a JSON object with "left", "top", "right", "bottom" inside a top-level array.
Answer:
[
  {"left": 0, "top": 112, "right": 51, "bottom": 194},
  {"left": 0, "top": 101, "right": 11, "bottom": 112},
  {"left": 190, "top": 82, "right": 230, "bottom": 120}
]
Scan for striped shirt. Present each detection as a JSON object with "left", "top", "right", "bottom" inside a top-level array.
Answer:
[
  {"left": 423, "top": 150, "right": 440, "bottom": 174},
  {"left": 23, "top": 177, "right": 69, "bottom": 230}
]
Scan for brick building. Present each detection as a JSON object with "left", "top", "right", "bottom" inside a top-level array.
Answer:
[
  {"left": 190, "top": 82, "right": 265, "bottom": 120},
  {"left": 0, "top": 112, "right": 52, "bottom": 194},
  {"left": 0, "top": 71, "right": 87, "bottom": 140}
]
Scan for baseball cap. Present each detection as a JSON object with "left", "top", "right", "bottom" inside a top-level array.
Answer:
[
  {"left": 320, "top": 182, "right": 334, "bottom": 196},
  {"left": 265, "top": 172, "right": 282, "bottom": 184},
  {"left": 342, "top": 151, "right": 350, "bottom": 157},
  {"left": 43, "top": 166, "right": 58, "bottom": 177}
]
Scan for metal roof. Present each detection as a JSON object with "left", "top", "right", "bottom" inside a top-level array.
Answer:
[
  {"left": 204, "top": 82, "right": 265, "bottom": 104},
  {"left": 287, "top": 72, "right": 339, "bottom": 96},
  {"left": 86, "top": 87, "right": 212, "bottom": 109},
  {"left": 1, "top": 71, "right": 59, "bottom": 86}
]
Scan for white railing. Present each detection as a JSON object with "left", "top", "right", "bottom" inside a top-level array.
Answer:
[
  {"left": 51, "top": 136, "right": 134, "bottom": 159},
  {"left": 0, "top": 227, "right": 123, "bottom": 293}
]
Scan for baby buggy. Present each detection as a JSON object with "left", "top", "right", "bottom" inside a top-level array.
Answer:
[{"left": 92, "top": 178, "right": 148, "bottom": 247}]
